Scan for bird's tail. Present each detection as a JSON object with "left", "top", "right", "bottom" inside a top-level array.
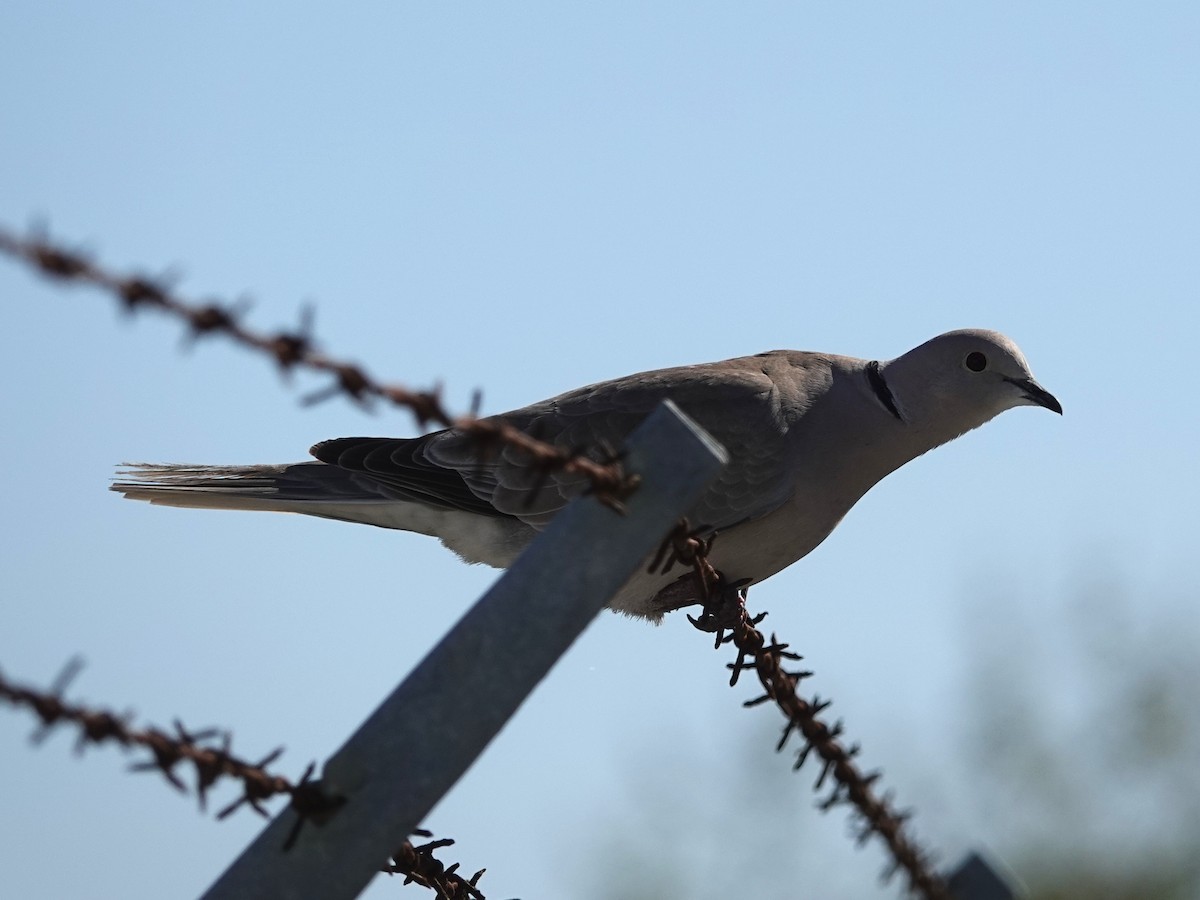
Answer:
[{"left": 111, "top": 462, "right": 387, "bottom": 517}]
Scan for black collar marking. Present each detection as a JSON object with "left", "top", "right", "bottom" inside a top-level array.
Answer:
[{"left": 865, "top": 360, "right": 903, "bottom": 422}]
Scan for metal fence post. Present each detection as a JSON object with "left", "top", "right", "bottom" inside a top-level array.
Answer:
[
  {"left": 200, "top": 400, "right": 727, "bottom": 900},
  {"left": 948, "top": 851, "right": 1024, "bottom": 900}
]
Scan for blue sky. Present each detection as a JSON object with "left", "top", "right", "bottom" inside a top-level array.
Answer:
[{"left": 1, "top": 4, "right": 1197, "bottom": 898}]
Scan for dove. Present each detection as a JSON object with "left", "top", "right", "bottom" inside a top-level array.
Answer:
[{"left": 113, "top": 329, "right": 1060, "bottom": 619}]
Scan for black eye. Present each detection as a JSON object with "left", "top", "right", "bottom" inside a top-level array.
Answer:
[{"left": 964, "top": 351, "right": 987, "bottom": 372}]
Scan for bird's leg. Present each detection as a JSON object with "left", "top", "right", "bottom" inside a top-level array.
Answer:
[{"left": 650, "top": 573, "right": 709, "bottom": 615}]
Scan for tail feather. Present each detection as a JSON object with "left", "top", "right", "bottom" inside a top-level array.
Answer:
[
  {"left": 111, "top": 461, "right": 520, "bottom": 547},
  {"left": 111, "top": 462, "right": 382, "bottom": 513}
]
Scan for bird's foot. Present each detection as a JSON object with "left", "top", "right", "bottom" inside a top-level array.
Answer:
[{"left": 687, "top": 580, "right": 751, "bottom": 634}]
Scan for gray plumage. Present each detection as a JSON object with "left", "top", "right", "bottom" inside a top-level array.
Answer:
[{"left": 113, "top": 329, "right": 1060, "bottom": 619}]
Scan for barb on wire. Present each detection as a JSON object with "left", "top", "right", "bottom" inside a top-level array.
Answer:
[
  {"left": 386, "top": 830, "right": 488, "bottom": 900},
  {"left": 653, "top": 525, "right": 952, "bottom": 900},
  {"left": 0, "top": 660, "right": 486, "bottom": 897},
  {"left": 0, "top": 225, "right": 638, "bottom": 512}
]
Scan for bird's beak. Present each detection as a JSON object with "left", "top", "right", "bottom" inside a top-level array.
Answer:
[{"left": 1007, "top": 376, "right": 1063, "bottom": 414}]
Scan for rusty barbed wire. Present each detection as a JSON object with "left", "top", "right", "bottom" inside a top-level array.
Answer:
[
  {"left": 3, "top": 222, "right": 954, "bottom": 897},
  {"left": 656, "top": 523, "right": 953, "bottom": 900},
  {"left": 0, "top": 225, "right": 638, "bottom": 512},
  {"left": 386, "top": 831, "right": 487, "bottom": 900},
  {"left": 0, "top": 657, "right": 335, "bottom": 818},
  {"left": 0, "top": 659, "right": 487, "bottom": 898}
]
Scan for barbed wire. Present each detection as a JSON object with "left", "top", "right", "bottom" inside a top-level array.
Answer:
[
  {"left": 387, "top": 832, "right": 486, "bottom": 900},
  {"left": 2, "top": 225, "right": 952, "bottom": 897},
  {"left": 0, "top": 660, "right": 487, "bottom": 899},
  {"left": 0, "top": 225, "right": 638, "bottom": 513},
  {"left": 658, "top": 523, "right": 952, "bottom": 900}
]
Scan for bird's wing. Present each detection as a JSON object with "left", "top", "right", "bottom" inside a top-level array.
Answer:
[
  {"left": 313, "top": 352, "right": 829, "bottom": 531},
  {"left": 308, "top": 435, "right": 511, "bottom": 517}
]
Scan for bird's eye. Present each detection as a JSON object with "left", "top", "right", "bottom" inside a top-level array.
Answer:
[{"left": 964, "top": 351, "right": 988, "bottom": 372}]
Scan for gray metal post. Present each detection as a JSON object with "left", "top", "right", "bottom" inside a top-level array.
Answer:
[
  {"left": 200, "top": 400, "right": 727, "bottom": 900},
  {"left": 948, "top": 851, "right": 1023, "bottom": 900}
]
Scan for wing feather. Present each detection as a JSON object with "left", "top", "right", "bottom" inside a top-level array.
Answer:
[{"left": 312, "top": 352, "right": 828, "bottom": 531}]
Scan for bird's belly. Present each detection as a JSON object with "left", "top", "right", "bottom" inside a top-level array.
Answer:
[{"left": 606, "top": 499, "right": 847, "bottom": 619}]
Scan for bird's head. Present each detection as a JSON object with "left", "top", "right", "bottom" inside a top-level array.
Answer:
[{"left": 882, "top": 329, "right": 1061, "bottom": 438}]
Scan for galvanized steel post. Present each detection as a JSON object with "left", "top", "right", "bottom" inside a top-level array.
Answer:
[{"left": 201, "top": 400, "right": 727, "bottom": 900}]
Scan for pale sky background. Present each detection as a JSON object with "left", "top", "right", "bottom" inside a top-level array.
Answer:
[{"left": 1, "top": 4, "right": 1197, "bottom": 899}]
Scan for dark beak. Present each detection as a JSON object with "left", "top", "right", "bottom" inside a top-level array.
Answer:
[{"left": 1007, "top": 376, "right": 1063, "bottom": 414}]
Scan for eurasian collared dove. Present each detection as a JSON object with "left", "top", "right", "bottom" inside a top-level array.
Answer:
[{"left": 113, "top": 329, "right": 1060, "bottom": 619}]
